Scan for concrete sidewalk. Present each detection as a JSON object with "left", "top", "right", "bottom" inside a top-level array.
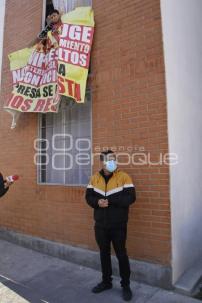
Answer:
[{"left": 0, "top": 239, "right": 200, "bottom": 303}]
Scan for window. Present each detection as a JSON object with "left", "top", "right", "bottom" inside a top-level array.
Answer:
[
  {"left": 38, "top": 92, "right": 92, "bottom": 186},
  {"left": 37, "top": 0, "right": 93, "bottom": 186},
  {"left": 35, "top": 0, "right": 92, "bottom": 186},
  {"left": 52, "top": 0, "right": 92, "bottom": 13}
]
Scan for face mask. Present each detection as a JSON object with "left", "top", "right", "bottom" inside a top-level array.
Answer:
[{"left": 105, "top": 160, "right": 117, "bottom": 173}]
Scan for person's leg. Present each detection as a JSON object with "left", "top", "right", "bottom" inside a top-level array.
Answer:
[
  {"left": 111, "top": 225, "right": 132, "bottom": 300},
  {"left": 94, "top": 226, "right": 112, "bottom": 285},
  {"left": 111, "top": 225, "right": 130, "bottom": 287}
]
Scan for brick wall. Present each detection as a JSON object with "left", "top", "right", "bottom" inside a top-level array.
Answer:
[{"left": 0, "top": 0, "right": 171, "bottom": 265}]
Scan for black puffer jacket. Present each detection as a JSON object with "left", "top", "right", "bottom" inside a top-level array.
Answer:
[
  {"left": 85, "top": 169, "right": 136, "bottom": 228},
  {"left": 0, "top": 173, "right": 9, "bottom": 198}
]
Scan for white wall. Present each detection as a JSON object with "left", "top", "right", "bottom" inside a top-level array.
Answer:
[
  {"left": 0, "top": 0, "right": 6, "bottom": 86},
  {"left": 160, "top": 0, "right": 202, "bottom": 283}
]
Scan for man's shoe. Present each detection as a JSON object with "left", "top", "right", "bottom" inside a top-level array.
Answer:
[
  {"left": 92, "top": 282, "right": 112, "bottom": 293},
  {"left": 122, "top": 286, "right": 133, "bottom": 301}
]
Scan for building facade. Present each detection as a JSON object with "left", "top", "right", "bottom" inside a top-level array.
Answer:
[{"left": 0, "top": 0, "right": 201, "bottom": 291}]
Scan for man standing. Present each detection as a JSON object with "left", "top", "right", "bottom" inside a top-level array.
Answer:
[{"left": 85, "top": 150, "right": 136, "bottom": 301}]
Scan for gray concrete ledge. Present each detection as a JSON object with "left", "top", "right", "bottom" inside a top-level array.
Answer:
[
  {"left": 0, "top": 227, "right": 172, "bottom": 290},
  {"left": 175, "top": 259, "right": 202, "bottom": 296}
]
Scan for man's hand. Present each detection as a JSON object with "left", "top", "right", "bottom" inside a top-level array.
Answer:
[{"left": 98, "top": 199, "right": 109, "bottom": 208}]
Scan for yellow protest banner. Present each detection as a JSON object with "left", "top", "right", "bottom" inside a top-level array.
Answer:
[
  {"left": 5, "top": 47, "right": 60, "bottom": 113},
  {"left": 5, "top": 6, "right": 94, "bottom": 117},
  {"left": 57, "top": 7, "right": 94, "bottom": 102}
]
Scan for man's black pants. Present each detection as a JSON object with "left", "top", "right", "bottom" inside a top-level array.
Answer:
[{"left": 95, "top": 224, "right": 130, "bottom": 287}]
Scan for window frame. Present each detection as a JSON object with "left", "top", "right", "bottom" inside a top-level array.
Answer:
[
  {"left": 37, "top": 92, "right": 92, "bottom": 187},
  {"left": 37, "top": 0, "right": 93, "bottom": 187}
]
